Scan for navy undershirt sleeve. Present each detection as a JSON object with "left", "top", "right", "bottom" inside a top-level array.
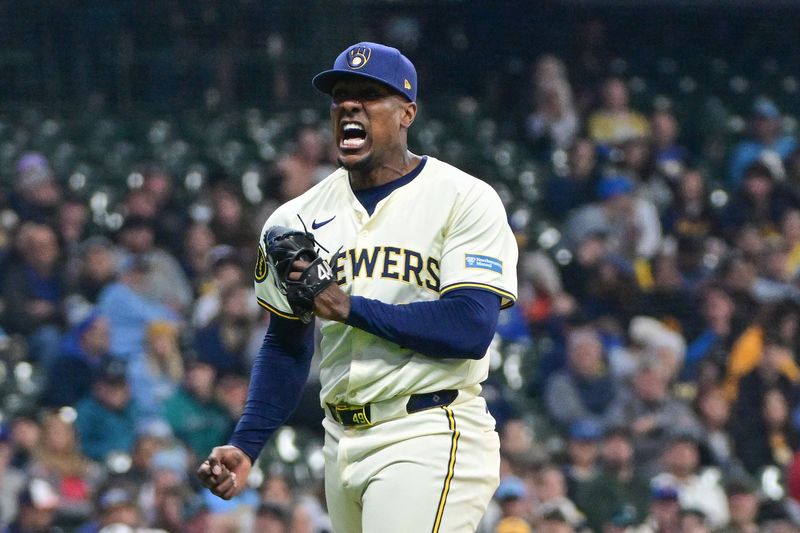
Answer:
[
  {"left": 228, "top": 315, "right": 314, "bottom": 463},
  {"left": 345, "top": 288, "right": 501, "bottom": 359}
]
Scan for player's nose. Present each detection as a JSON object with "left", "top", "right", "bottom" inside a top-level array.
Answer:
[{"left": 335, "top": 96, "right": 364, "bottom": 114}]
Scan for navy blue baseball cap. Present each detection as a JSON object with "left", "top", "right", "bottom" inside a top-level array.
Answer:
[
  {"left": 312, "top": 42, "right": 417, "bottom": 102},
  {"left": 569, "top": 419, "right": 604, "bottom": 441}
]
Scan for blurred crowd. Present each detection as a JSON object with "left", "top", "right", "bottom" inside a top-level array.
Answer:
[{"left": 2, "top": 45, "right": 800, "bottom": 533}]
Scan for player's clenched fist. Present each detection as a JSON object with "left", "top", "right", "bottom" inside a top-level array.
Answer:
[{"left": 197, "top": 445, "right": 252, "bottom": 500}]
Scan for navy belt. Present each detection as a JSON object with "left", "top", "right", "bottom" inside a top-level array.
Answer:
[{"left": 327, "top": 389, "right": 459, "bottom": 427}]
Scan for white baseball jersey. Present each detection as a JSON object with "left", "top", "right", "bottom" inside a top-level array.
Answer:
[{"left": 254, "top": 156, "right": 518, "bottom": 407}]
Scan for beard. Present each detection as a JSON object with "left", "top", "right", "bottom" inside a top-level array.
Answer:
[{"left": 338, "top": 152, "right": 373, "bottom": 172}]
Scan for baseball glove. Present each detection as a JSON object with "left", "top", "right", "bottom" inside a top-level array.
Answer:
[{"left": 263, "top": 225, "right": 335, "bottom": 323}]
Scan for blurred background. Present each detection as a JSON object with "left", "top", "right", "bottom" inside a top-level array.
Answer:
[{"left": 2, "top": 1, "right": 800, "bottom": 532}]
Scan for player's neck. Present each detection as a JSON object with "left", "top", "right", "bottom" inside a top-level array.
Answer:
[{"left": 348, "top": 151, "right": 421, "bottom": 190}]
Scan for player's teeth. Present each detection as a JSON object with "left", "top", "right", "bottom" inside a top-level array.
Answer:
[{"left": 342, "top": 138, "right": 365, "bottom": 148}]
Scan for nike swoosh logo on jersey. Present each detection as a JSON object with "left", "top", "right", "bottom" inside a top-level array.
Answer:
[{"left": 311, "top": 215, "right": 336, "bottom": 229}]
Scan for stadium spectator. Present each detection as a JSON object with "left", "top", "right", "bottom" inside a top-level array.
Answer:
[
  {"left": 650, "top": 432, "right": 729, "bottom": 527},
  {"left": 126, "top": 321, "right": 184, "bottom": 419},
  {"left": 41, "top": 313, "right": 111, "bottom": 407},
  {"left": 28, "top": 411, "right": 103, "bottom": 526},
  {"left": 626, "top": 316, "right": 686, "bottom": 383},
  {"left": 631, "top": 484, "right": 682, "bottom": 533},
  {"left": 583, "top": 252, "right": 644, "bottom": 323},
  {"left": 118, "top": 421, "right": 173, "bottom": 487},
  {"left": 605, "top": 357, "right": 702, "bottom": 477},
  {"left": 564, "top": 174, "right": 662, "bottom": 261},
  {"left": 272, "top": 126, "right": 334, "bottom": 202},
  {"left": 563, "top": 420, "right": 603, "bottom": 501},
  {"left": 162, "top": 361, "right": 231, "bottom": 461},
  {"left": 525, "top": 77, "right": 580, "bottom": 154},
  {"left": 74, "top": 358, "right": 139, "bottom": 462},
  {"left": 755, "top": 238, "right": 800, "bottom": 302},
  {"left": 208, "top": 180, "right": 256, "bottom": 251},
  {"left": 4, "top": 479, "right": 60, "bottom": 533},
  {"left": 1, "top": 222, "right": 66, "bottom": 371},
  {"left": 543, "top": 138, "right": 601, "bottom": 219},
  {"left": 587, "top": 77, "right": 649, "bottom": 147},
  {"left": 678, "top": 508, "right": 711, "bottom": 533},
  {"left": 521, "top": 251, "right": 576, "bottom": 332},
  {"left": 0, "top": 425, "right": 25, "bottom": 528},
  {"left": 114, "top": 216, "right": 193, "bottom": 313},
  {"left": 782, "top": 209, "right": 800, "bottom": 278},
  {"left": 254, "top": 502, "right": 292, "bottom": 533},
  {"left": 572, "top": 425, "right": 650, "bottom": 532},
  {"left": 544, "top": 327, "right": 616, "bottom": 430},
  {"left": 785, "top": 147, "right": 800, "bottom": 203},
  {"left": 682, "top": 284, "right": 741, "bottom": 385},
  {"left": 724, "top": 300, "right": 800, "bottom": 402},
  {"left": 139, "top": 164, "right": 187, "bottom": 249},
  {"left": 535, "top": 506, "right": 581, "bottom": 533},
  {"left": 213, "top": 373, "right": 249, "bottom": 421},
  {"left": 716, "top": 252, "right": 761, "bottom": 319},
  {"left": 730, "top": 337, "right": 799, "bottom": 453},
  {"left": 650, "top": 109, "right": 689, "bottom": 181},
  {"left": 7, "top": 416, "right": 40, "bottom": 472},
  {"left": 660, "top": 168, "right": 718, "bottom": 243},
  {"left": 530, "top": 54, "right": 570, "bottom": 94},
  {"left": 96, "top": 256, "right": 178, "bottom": 359},
  {"left": 721, "top": 162, "right": 800, "bottom": 239},
  {"left": 490, "top": 476, "right": 532, "bottom": 533},
  {"left": 179, "top": 222, "right": 219, "bottom": 291},
  {"left": 8, "top": 153, "right": 61, "bottom": 225},
  {"left": 57, "top": 196, "right": 90, "bottom": 265},
  {"left": 636, "top": 252, "right": 696, "bottom": 333},
  {"left": 84, "top": 485, "right": 150, "bottom": 532},
  {"left": 715, "top": 474, "right": 761, "bottom": 533},
  {"left": 616, "top": 136, "right": 672, "bottom": 211},
  {"left": 193, "top": 283, "right": 256, "bottom": 377},
  {"left": 137, "top": 446, "right": 191, "bottom": 530},
  {"left": 259, "top": 473, "right": 294, "bottom": 508},
  {"left": 735, "top": 384, "right": 798, "bottom": 475},
  {"left": 191, "top": 246, "right": 246, "bottom": 328},
  {"left": 532, "top": 464, "right": 586, "bottom": 530},
  {"left": 693, "top": 385, "right": 739, "bottom": 473},
  {"left": 558, "top": 230, "right": 608, "bottom": 306},
  {"left": 123, "top": 189, "right": 159, "bottom": 222},
  {"left": 728, "top": 98, "right": 797, "bottom": 187},
  {"left": 70, "top": 237, "right": 120, "bottom": 305}
]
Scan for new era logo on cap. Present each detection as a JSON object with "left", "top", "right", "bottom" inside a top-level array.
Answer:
[{"left": 312, "top": 42, "right": 418, "bottom": 102}]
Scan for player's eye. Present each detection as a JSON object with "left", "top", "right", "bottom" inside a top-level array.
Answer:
[
  {"left": 331, "top": 89, "right": 351, "bottom": 103},
  {"left": 362, "top": 89, "right": 383, "bottom": 100},
  {"left": 332, "top": 86, "right": 385, "bottom": 104}
]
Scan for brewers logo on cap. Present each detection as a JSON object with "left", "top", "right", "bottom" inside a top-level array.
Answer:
[{"left": 347, "top": 47, "right": 371, "bottom": 69}]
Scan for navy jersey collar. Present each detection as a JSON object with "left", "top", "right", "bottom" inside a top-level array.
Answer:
[{"left": 352, "top": 156, "right": 427, "bottom": 216}]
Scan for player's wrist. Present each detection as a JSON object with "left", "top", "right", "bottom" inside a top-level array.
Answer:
[
  {"left": 318, "top": 286, "right": 351, "bottom": 322},
  {"left": 225, "top": 441, "right": 256, "bottom": 466}
]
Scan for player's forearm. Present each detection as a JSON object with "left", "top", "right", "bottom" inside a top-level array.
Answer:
[
  {"left": 345, "top": 288, "right": 501, "bottom": 359},
  {"left": 228, "top": 316, "right": 314, "bottom": 463}
]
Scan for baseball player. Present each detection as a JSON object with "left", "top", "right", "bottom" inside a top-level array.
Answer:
[{"left": 198, "top": 42, "right": 518, "bottom": 532}]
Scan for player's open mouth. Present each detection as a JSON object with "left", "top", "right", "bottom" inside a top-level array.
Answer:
[{"left": 340, "top": 122, "right": 367, "bottom": 150}]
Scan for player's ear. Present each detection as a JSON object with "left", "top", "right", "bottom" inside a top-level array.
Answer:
[{"left": 400, "top": 101, "right": 417, "bottom": 129}]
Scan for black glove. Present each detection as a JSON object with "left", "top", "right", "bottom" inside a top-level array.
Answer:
[{"left": 263, "top": 225, "right": 335, "bottom": 323}]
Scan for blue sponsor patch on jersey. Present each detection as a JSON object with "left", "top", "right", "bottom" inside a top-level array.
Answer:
[{"left": 465, "top": 254, "right": 503, "bottom": 273}]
